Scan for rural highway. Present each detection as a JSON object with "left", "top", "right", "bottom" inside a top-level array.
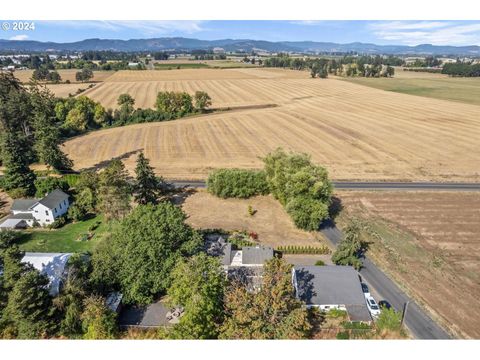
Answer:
[
  {"left": 321, "top": 220, "right": 451, "bottom": 339},
  {"left": 171, "top": 180, "right": 480, "bottom": 191}
]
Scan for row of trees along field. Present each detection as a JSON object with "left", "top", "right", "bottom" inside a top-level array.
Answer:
[
  {"left": 263, "top": 54, "right": 396, "bottom": 78},
  {"left": 442, "top": 62, "right": 480, "bottom": 77}
]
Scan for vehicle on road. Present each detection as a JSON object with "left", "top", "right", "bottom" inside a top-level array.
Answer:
[
  {"left": 378, "top": 300, "right": 394, "bottom": 311},
  {"left": 366, "top": 296, "right": 381, "bottom": 318},
  {"left": 361, "top": 282, "right": 371, "bottom": 298}
]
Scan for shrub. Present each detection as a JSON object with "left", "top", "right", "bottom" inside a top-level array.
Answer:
[
  {"left": 207, "top": 168, "right": 269, "bottom": 199},
  {"left": 336, "top": 331, "right": 349, "bottom": 340},
  {"left": 327, "top": 308, "right": 348, "bottom": 318},
  {"left": 34, "top": 177, "right": 70, "bottom": 198},
  {"left": 276, "top": 245, "right": 330, "bottom": 255},
  {"left": 286, "top": 196, "right": 329, "bottom": 231},
  {"left": 6, "top": 187, "right": 30, "bottom": 199},
  {"left": 48, "top": 216, "right": 67, "bottom": 229},
  {"left": 375, "top": 307, "right": 403, "bottom": 333},
  {"left": 228, "top": 231, "right": 256, "bottom": 249},
  {"left": 88, "top": 221, "right": 101, "bottom": 232},
  {"left": 314, "top": 260, "right": 325, "bottom": 266}
]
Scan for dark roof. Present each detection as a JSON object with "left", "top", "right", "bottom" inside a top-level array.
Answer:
[
  {"left": 221, "top": 243, "right": 233, "bottom": 266},
  {"left": 38, "top": 189, "right": 69, "bottom": 209},
  {"left": 293, "top": 265, "right": 371, "bottom": 322},
  {"left": 242, "top": 246, "right": 274, "bottom": 265},
  {"left": 11, "top": 199, "right": 38, "bottom": 212},
  {"left": 9, "top": 213, "right": 34, "bottom": 220}
]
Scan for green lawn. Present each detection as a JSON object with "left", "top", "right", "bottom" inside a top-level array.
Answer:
[
  {"left": 17, "top": 215, "right": 107, "bottom": 253},
  {"left": 341, "top": 76, "right": 480, "bottom": 106}
]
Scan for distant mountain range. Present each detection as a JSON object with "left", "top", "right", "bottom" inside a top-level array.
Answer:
[{"left": 1, "top": 37, "right": 479, "bottom": 56}]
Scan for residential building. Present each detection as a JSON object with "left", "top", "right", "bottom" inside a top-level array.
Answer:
[
  {"left": 0, "top": 189, "right": 70, "bottom": 229},
  {"left": 292, "top": 265, "right": 372, "bottom": 322}
]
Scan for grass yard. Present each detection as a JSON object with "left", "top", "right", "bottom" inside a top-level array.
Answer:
[{"left": 17, "top": 215, "right": 107, "bottom": 253}]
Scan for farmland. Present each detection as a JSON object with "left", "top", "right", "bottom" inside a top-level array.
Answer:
[
  {"left": 341, "top": 68, "right": 480, "bottom": 106},
  {"left": 337, "top": 191, "right": 480, "bottom": 339},
  {"left": 13, "top": 69, "right": 114, "bottom": 83},
  {"left": 64, "top": 67, "right": 480, "bottom": 182}
]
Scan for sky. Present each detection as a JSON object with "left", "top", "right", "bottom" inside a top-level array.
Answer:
[{"left": 2, "top": 20, "right": 480, "bottom": 46}]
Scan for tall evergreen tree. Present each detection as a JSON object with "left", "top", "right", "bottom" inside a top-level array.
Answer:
[
  {"left": 134, "top": 152, "right": 167, "bottom": 205},
  {"left": 4, "top": 266, "right": 56, "bottom": 339},
  {"left": 98, "top": 159, "right": 132, "bottom": 221},
  {"left": 1, "top": 132, "right": 36, "bottom": 197}
]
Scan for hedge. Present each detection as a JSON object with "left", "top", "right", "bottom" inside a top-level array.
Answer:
[
  {"left": 276, "top": 245, "right": 331, "bottom": 255},
  {"left": 206, "top": 168, "right": 269, "bottom": 198}
]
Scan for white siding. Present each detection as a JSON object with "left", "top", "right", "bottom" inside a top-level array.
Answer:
[{"left": 31, "top": 203, "right": 55, "bottom": 225}]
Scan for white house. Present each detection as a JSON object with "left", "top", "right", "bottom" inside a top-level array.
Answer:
[{"left": 0, "top": 189, "right": 70, "bottom": 229}]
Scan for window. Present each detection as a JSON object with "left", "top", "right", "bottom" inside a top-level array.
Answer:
[
  {"left": 54, "top": 208, "right": 57, "bottom": 214},
  {"left": 64, "top": 200, "right": 67, "bottom": 206},
  {"left": 45, "top": 210, "right": 49, "bottom": 216},
  {"left": 59, "top": 203, "right": 62, "bottom": 210}
]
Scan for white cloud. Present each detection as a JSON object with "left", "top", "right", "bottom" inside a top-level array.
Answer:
[
  {"left": 289, "top": 20, "right": 323, "bottom": 26},
  {"left": 370, "top": 21, "right": 480, "bottom": 46},
  {"left": 9, "top": 34, "right": 29, "bottom": 41},
  {"left": 46, "top": 20, "right": 205, "bottom": 36}
]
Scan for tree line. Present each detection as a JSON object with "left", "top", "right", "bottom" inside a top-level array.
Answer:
[
  {"left": 264, "top": 54, "right": 395, "bottom": 78},
  {"left": 442, "top": 62, "right": 480, "bottom": 77}
]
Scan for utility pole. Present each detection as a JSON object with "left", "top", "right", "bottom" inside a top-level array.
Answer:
[{"left": 401, "top": 301, "right": 410, "bottom": 326}]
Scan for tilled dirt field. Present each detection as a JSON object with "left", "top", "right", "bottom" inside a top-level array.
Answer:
[{"left": 338, "top": 191, "right": 480, "bottom": 338}]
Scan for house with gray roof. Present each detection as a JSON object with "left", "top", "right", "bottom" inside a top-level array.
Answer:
[
  {"left": 0, "top": 189, "right": 70, "bottom": 229},
  {"left": 292, "top": 265, "right": 372, "bottom": 322}
]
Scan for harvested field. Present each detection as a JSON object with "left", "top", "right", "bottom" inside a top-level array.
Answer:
[
  {"left": 64, "top": 68, "right": 480, "bottom": 182},
  {"left": 44, "top": 83, "right": 93, "bottom": 98},
  {"left": 338, "top": 191, "right": 480, "bottom": 338},
  {"left": 182, "top": 190, "right": 326, "bottom": 248},
  {"left": 12, "top": 69, "right": 114, "bottom": 83}
]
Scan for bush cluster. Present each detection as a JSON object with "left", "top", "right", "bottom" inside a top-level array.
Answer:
[
  {"left": 264, "top": 149, "right": 333, "bottom": 231},
  {"left": 276, "top": 245, "right": 331, "bottom": 255},
  {"left": 207, "top": 169, "right": 269, "bottom": 199}
]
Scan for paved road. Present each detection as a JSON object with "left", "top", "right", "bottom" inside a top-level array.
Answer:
[
  {"left": 172, "top": 180, "right": 480, "bottom": 191},
  {"left": 320, "top": 220, "right": 451, "bottom": 339}
]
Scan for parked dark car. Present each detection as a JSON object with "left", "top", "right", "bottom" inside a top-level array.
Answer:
[{"left": 378, "top": 300, "right": 394, "bottom": 310}]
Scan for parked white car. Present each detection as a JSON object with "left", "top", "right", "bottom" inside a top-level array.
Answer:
[{"left": 366, "top": 296, "right": 381, "bottom": 318}]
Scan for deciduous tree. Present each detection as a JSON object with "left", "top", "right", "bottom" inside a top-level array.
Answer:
[{"left": 220, "top": 258, "right": 311, "bottom": 339}]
